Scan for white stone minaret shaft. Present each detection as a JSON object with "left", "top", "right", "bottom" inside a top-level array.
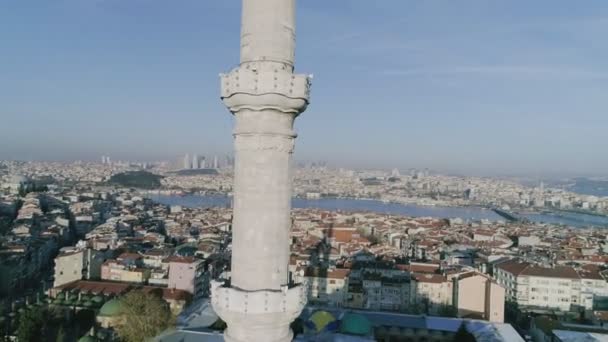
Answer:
[{"left": 211, "top": 0, "right": 310, "bottom": 341}]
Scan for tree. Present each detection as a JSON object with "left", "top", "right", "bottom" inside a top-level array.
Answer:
[
  {"left": 505, "top": 300, "right": 520, "bottom": 325},
  {"left": 290, "top": 318, "right": 303, "bottom": 336},
  {"left": 367, "top": 234, "right": 381, "bottom": 245},
  {"left": 0, "top": 313, "right": 7, "bottom": 342},
  {"left": 55, "top": 326, "right": 67, "bottom": 342},
  {"left": 74, "top": 309, "right": 95, "bottom": 338},
  {"left": 209, "top": 318, "right": 227, "bottom": 331},
  {"left": 107, "top": 171, "right": 163, "bottom": 189},
  {"left": 438, "top": 304, "right": 458, "bottom": 318},
  {"left": 18, "top": 184, "right": 27, "bottom": 197},
  {"left": 116, "top": 291, "right": 174, "bottom": 342},
  {"left": 17, "top": 307, "right": 48, "bottom": 342},
  {"left": 405, "top": 303, "right": 423, "bottom": 315},
  {"left": 0, "top": 218, "right": 11, "bottom": 235},
  {"left": 453, "top": 322, "right": 476, "bottom": 342}
]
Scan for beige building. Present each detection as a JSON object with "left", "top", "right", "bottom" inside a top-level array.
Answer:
[
  {"left": 494, "top": 259, "right": 608, "bottom": 312},
  {"left": 303, "top": 268, "right": 350, "bottom": 307},
  {"left": 167, "top": 256, "right": 205, "bottom": 297},
  {"left": 101, "top": 260, "right": 150, "bottom": 284},
  {"left": 361, "top": 272, "right": 410, "bottom": 311},
  {"left": 53, "top": 247, "right": 104, "bottom": 287},
  {"left": 411, "top": 273, "right": 453, "bottom": 315},
  {"left": 453, "top": 271, "right": 505, "bottom": 323}
]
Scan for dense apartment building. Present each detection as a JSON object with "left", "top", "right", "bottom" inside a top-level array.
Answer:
[
  {"left": 302, "top": 268, "right": 350, "bottom": 307},
  {"left": 495, "top": 259, "right": 608, "bottom": 312},
  {"left": 101, "top": 253, "right": 150, "bottom": 284},
  {"left": 167, "top": 256, "right": 205, "bottom": 297},
  {"left": 453, "top": 271, "right": 505, "bottom": 323},
  {"left": 53, "top": 247, "right": 105, "bottom": 287},
  {"left": 298, "top": 263, "right": 506, "bottom": 322},
  {"left": 361, "top": 271, "right": 410, "bottom": 311},
  {"left": 410, "top": 273, "right": 453, "bottom": 314}
]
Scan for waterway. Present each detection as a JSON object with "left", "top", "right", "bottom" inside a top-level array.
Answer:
[{"left": 148, "top": 194, "right": 608, "bottom": 229}]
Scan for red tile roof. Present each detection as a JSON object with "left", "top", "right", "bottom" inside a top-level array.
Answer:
[
  {"left": 304, "top": 267, "right": 350, "bottom": 279},
  {"left": 400, "top": 263, "right": 440, "bottom": 274},
  {"left": 578, "top": 265, "right": 605, "bottom": 280},
  {"left": 496, "top": 259, "right": 581, "bottom": 279},
  {"left": 412, "top": 273, "right": 448, "bottom": 284},
  {"left": 166, "top": 256, "right": 198, "bottom": 264},
  {"left": 53, "top": 280, "right": 192, "bottom": 302},
  {"left": 117, "top": 252, "right": 142, "bottom": 260}
]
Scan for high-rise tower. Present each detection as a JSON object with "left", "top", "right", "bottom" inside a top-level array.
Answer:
[
  {"left": 211, "top": 0, "right": 311, "bottom": 341},
  {"left": 192, "top": 154, "right": 200, "bottom": 169},
  {"left": 183, "top": 154, "right": 190, "bottom": 170}
]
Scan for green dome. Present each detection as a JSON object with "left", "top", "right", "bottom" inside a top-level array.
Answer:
[
  {"left": 98, "top": 299, "right": 123, "bottom": 317},
  {"left": 92, "top": 296, "right": 104, "bottom": 304},
  {"left": 305, "top": 311, "right": 337, "bottom": 333},
  {"left": 340, "top": 313, "right": 372, "bottom": 336},
  {"left": 78, "top": 335, "right": 97, "bottom": 342}
]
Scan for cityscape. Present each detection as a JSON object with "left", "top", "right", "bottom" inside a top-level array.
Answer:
[
  {"left": 2, "top": 1, "right": 608, "bottom": 342},
  {"left": 1, "top": 158, "right": 607, "bottom": 341}
]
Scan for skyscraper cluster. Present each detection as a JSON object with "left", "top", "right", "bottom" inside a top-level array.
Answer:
[
  {"left": 181, "top": 154, "right": 233, "bottom": 170},
  {"left": 100, "top": 155, "right": 111, "bottom": 165}
]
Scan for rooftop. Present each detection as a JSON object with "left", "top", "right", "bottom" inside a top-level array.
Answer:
[{"left": 496, "top": 259, "right": 582, "bottom": 279}]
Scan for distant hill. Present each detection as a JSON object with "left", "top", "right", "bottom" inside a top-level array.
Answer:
[
  {"left": 169, "top": 169, "right": 219, "bottom": 176},
  {"left": 108, "top": 171, "right": 163, "bottom": 189}
]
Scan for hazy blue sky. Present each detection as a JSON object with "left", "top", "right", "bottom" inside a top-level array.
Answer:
[{"left": 1, "top": 0, "right": 607, "bottom": 175}]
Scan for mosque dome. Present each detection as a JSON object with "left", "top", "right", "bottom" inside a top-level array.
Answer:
[
  {"left": 78, "top": 336, "right": 97, "bottom": 342},
  {"left": 98, "top": 299, "right": 123, "bottom": 317},
  {"left": 304, "top": 310, "right": 338, "bottom": 334},
  {"left": 340, "top": 313, "right": 372, "bottom": 336},
  {"left": 91, "top": 295, "right": 105, "bottom": 304}
]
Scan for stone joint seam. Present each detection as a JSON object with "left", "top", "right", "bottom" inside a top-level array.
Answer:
[
  {"left": 221, "top": 68, "right": 310, "bottom": 100},
  {"left": 211, "top": 281, "right": 307, "bottom": 315},
  {"left": 234, "top": 134, "right": 295, "bottom": 153}
]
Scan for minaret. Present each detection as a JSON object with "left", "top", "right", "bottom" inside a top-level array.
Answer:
[{"left": 211, "top": 0, "right": 311, "bottom": 341}]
